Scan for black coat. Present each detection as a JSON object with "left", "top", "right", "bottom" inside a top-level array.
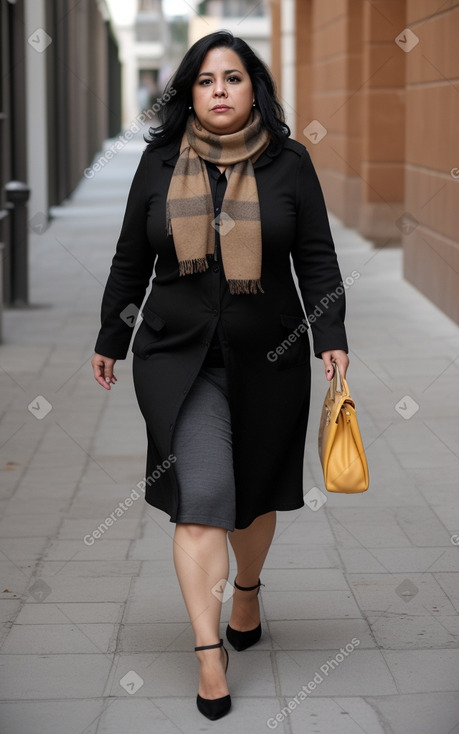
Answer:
[{"left": 94, "top": 136, "right": 348, "bottom": 529}]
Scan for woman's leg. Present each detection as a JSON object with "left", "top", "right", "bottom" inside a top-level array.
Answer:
[
  {"left": 228, "top": 510, "right": 277, "bottom": 631},
  {"left": 173, "top": 522, "right": 230, "bottom": 699}
]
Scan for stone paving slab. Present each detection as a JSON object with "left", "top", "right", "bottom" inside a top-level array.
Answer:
[
  {"left": 14, "top": 602, "right": 124, "bottom": 625},
  {"left": 347, "top": 572, "right": 457, "bottom": 614},
  {"left": 288, "top": 697, "right": 387, "bottom": 734},
  {"left": 262, "top": 544, "right": 343, "bottom": 569},
  {"left": 0, "top": 654, "right": 113, "bottom": 699},
  {"left": 35, "top": 560, "right": 142, "bottom": 578},
  {"left": 0, "top": 701, "right": 103, "bottom": 734},
  {"left": 261, "top": 590, "right": 363, "bottom": 620},
  {"left": 276, "top": 649, "right": 398, "bottom": 697},
  {"left": 40, "top": 539, "right": 132, "bottom": 562},
  {"left": 367, "top": 692, "right": 459, "bottom": 734},
  {"left": 258, "top": 567, "right": 351, "bottom": 590},
  {"left": 0, "top": 622, "right": 118, "bottom": 654},
  {"left": 267, "top": 619, "right": 375, "bottom": 650},
  {"left": 96, "top": 697, "right": 293, "bottom": 734},
  {"left": 366, "top": 612, "right": 459, "bottom": 649},
  {"left": 381, "top": 649, "right": 459, "bottom": 693}
]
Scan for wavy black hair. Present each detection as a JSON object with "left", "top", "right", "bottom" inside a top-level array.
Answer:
[{"left": 144, "top": 30, "right": 290, "bottom": 152}]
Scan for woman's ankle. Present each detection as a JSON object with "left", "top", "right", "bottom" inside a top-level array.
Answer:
[
  {"left": 196, "top": 646, "right": 229, "bottom": 697},
  {"left": 234, "top": 574, "right": 261, "bottom": 590}
]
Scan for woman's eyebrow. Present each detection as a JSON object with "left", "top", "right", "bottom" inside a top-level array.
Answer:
[{"left": 198, "top": 69, "right": 243, "bottom": 77}]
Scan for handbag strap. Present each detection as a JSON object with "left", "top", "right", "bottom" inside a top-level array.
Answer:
[
  {"left": 335, "top": 364, "right": 343, "bottom": 394},
  {"left": 328, "top": 362, "right": 350, "bottom": 402},
  {"left": 329, "top": 362, "right": 342, "bottom": 401}
]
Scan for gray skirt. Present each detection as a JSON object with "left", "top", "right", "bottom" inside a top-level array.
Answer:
[{"left": 171, "top": 365, "right": 236, "bottom": 532}]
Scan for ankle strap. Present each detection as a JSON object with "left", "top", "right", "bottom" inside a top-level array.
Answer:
[
  {"left": 195, "top": 638, "right": 223, "bottom": 652},
  {"left": 233, "top": 577, "right": 265, "bottom": 592}
]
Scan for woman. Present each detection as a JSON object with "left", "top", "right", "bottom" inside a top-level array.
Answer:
[{"left": 92, "top": 31, "right": 349, "bottom": 721}]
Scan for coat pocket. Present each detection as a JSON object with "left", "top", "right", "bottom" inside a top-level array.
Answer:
[
  {"left": 131, "top": 304, "right": 166, "bottom": 359},
  {"left": 275, "top": 313, "right": 310, "bottom": 370}
]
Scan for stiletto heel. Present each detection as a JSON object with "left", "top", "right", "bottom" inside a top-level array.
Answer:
[
  {"left": 194, "top": 638, "right": 231, "bottom": 720},
  {"left": 226, "top": 577, "right": 265, "bottom": 651}
]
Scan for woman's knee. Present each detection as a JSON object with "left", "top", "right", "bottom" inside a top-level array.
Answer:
[{"left": 175, "top": 522, "right": 227, "bottom": 540}]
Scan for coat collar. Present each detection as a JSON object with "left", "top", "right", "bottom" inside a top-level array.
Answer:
[{"left": 157, "top": 134, "right": 285, "bottom": 169}]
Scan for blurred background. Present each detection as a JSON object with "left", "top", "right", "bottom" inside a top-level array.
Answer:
[{"left": 0, "top": 0, "right": 458, "bottom": 327}]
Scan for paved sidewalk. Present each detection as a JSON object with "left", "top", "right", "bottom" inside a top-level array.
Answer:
[{"left": 0, "top": 135, "right": 458, "bottom": 734}]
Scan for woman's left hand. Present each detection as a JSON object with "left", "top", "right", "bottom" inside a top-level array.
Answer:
[{"left": 321, "top": 350, "right": 349, "bottom": 381}]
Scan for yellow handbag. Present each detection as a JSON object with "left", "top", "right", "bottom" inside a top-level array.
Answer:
[{"left": 318, "top": 365, "right": 369, "bottom": 493}]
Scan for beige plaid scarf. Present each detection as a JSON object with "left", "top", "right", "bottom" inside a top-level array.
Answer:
[{"left": 166, "top": 109, "right": 270, "bottom": 295}]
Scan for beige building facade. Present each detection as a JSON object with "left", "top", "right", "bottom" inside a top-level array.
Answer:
[{"left": 270, "top": 0, "right": 459, "bottom": 325}]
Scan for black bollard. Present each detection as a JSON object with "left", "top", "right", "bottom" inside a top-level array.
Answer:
[{"left": 4, "top": 181, "right": 30, "bottom": 306}]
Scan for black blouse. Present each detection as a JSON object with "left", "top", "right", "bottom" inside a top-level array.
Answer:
[{"left": 201, "top": 159, "right": 228, "bottom": 368}]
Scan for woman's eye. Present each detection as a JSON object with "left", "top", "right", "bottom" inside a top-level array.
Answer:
[{"left": 198, "top": 76, "right": 241, "bottom": 85}]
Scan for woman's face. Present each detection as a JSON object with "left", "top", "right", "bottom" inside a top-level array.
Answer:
[{"left": 191, "top": 46, "right": 254, "bottom": 135}]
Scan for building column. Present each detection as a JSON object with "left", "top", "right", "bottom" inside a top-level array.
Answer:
[
  {"left": 25, "top": 0, "right": 49, "bottom": 221},
  {"left": 358, "top": 0, "right": 406, "bottom": 244},
  {"left": 294, "top": 0, "right": 312, "bottom": 140},
  {"left": 403, "top": 0, "right": 459, "bottom": 324},
  {"left": 269, "top": 0, "right": 282, "bottom": 98},
  {"left": 300, "top": 0, "right": 364, "bottom": 228},
  {"left": 280, "top": 0, "right": 296, "bottom": 137}
]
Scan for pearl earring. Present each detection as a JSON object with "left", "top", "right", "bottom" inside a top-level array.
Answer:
[
  {"left": 253, "top": 101, "right": 256, "bottom": 107},
  {"left": 189, "top": 105, "right": 193, "bottom": 110}
]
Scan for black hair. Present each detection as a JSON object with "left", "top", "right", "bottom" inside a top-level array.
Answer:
[{"left": 144, "top": 30, "right": 290, "bottom": 152}]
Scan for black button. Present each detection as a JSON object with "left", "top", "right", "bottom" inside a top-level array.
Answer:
[
  {"left": 205, "top": 341, "right": 210, "bottom": 347},
  {"left": 212, "top": 309, "right": 218, "bottom": 316},
  {"left": 213, "top": 265, "right": 219, "bottom": 273},
  {"left": 169, "top": 423, "right": 174, "bottom": 431}
]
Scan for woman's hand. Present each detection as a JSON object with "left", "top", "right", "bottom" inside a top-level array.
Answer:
[
  {"left": 321, "top": 350, "right": 349, "bottom": 382},
  {"left": 91, "top": 353, "right": 118, "bottom": 390}
]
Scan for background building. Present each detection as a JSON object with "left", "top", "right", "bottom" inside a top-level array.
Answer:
[
  {"left": 190, "top": 0, "right": 270, "bottom": 65},
  {"left": 0, "top": 0, "right": 121, "bottom": 308},
  {"left": 105, "top": 0, "right": 170, "bottom": 127},
  {"left": 270, "top": 0, "right": 459, "bottom": 326}
]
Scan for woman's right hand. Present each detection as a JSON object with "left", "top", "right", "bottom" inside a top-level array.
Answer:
[{"left": 91, "top": 353, "right": 117, "bottom": 390}]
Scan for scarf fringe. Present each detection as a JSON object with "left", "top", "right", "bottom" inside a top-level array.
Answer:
[
  {"left": 179, "top": 258, "right": 209, "bottom": 276},
  {"left": 166, "top": 201, "right": 173, "bottom": 236},
  {"left": 228, "top": 278, "right": 264, "bottom": 295}
]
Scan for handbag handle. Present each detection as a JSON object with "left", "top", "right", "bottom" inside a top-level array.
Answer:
[{"left": 329, "top": 362, "right": 343, "bottom": 401}]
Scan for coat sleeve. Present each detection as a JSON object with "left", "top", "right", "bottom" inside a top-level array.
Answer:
[
  {"left": 94, "top": 151, "right": 156, "bottom": 359},
  {"left": 291, "top": 147, "right": 349, "bottom": 359}
]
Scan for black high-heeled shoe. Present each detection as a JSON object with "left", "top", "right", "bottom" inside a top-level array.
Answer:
[
  {"left": 195, "top": 638, "right": 231, "bottom": 720},
  {"left": 226, "top": 577, "right": 265, "bottom": 651}
]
